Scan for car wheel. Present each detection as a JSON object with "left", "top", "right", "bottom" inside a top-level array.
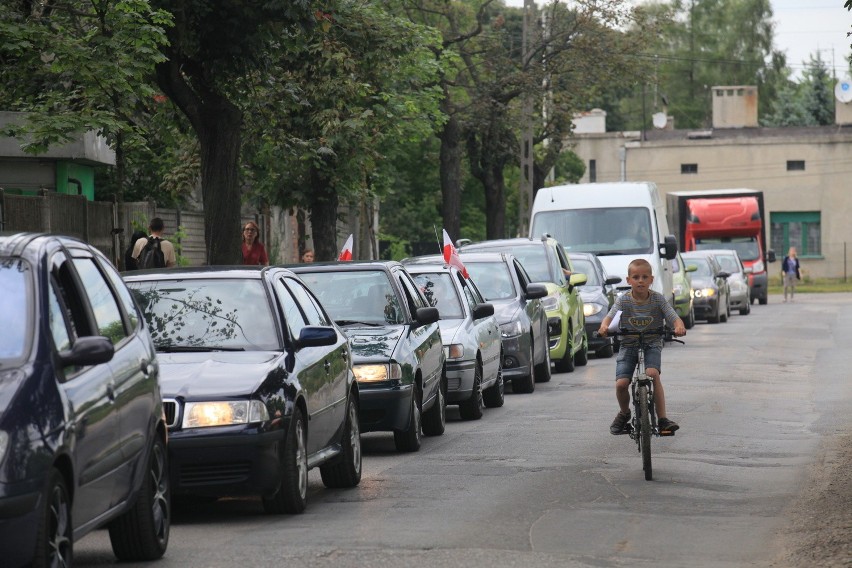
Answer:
[
  {"left": 533, "top": 337, "right": 552, "bottom": 382},
  {"left": 574, "top": 331, "right": 589, "bottom": 366},
  {"left": 685, "top": 305, "right": 696, "bottom": 329},
  {"left": 740, "top": 299, "right": 751, "bottom": 315},
  {"left": 394, "top": 383, "right": 422, "bottom": 452},
  {"left": 263, "top": 406, "right": 308, "bottom": 514},
  {"left": 33, "top": 468, "right": 72, "bottom": 568},
  {"left": 459, "top": 363, "right": 484, "bottom": 420},
  {"left": 721, "top": 298, "right": 729, "bottom": 322},
  {"left": 513, "top": 343, "right": 536, "bottom": 394},
  {"left": 320, "top": 394, "right": 362, "bottom": 488},
  {"left": 109, "top": 435, "right": 170, "bottom": 561},
  {"left": 422, "top": 375, "right": 447, "bottom": 436},
  {"left": 483, "top": 358, "right": 505, "bottom": 408},
  {"left": 759, "top": 296, "right": 768, "bottom": 305}
]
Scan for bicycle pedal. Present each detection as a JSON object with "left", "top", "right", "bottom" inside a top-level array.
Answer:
[{"left": 658, "top": 429, "right": 676, "bottom": 437}]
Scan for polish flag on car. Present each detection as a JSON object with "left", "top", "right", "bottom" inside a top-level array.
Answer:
[
  {"left": 442, "top": 229, "right": 469, "bottom": 278},
  {"left": 338, "top": 234, "right": 354, "bottom": 261}
]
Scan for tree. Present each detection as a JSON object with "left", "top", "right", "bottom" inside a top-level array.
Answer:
[
  {"left": 0, "top": 1, "right": 171, "bottom": 184},
  {"left": 241, "top": 0, "right": 443, "bottom": 261},
  {"left": 763, "top": 53, "right": 835, "bottom": 128},
  {"left": 149, "top": 1, "right": 315, "bottom": 264}
]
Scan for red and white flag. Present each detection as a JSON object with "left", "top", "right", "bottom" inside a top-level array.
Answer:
[
  {"left": 338, "top": 234, "right": 354, "bottom": 261},
  {"left": 442, "top": 229, "right": 469, "bottom": 278}
]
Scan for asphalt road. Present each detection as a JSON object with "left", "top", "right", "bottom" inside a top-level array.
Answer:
[{"left": 76, "top": 293, "right": 852, "bottom": 568}]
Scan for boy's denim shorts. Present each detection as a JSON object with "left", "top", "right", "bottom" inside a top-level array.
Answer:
[{"left": 615, "top": 344, "right": 662, "bottom": 379}]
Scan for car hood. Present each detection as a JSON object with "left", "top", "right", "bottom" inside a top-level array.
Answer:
[
  {"left": 488, "top": 299, "right": 521, "bottom": 325},
  {"left": 578, "top": 287, "right": 606, "bottom": 305},
  {"left": 342, "top": 324, "right": 404, "bottom": 362},
  {"left": 689, "top": 276, "right": 715, "bottom": 288},
  {"left": 156, "top": 351, "right": 286, "bottom": 398},
  {"left": 438, "top": 319, "right": 465, "bottom": 344}
]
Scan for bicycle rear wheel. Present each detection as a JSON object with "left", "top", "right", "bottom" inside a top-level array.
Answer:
[{"left": 637, "top": 383, "right": 653, "bottom": 480}]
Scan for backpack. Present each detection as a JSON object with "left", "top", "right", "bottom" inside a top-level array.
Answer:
[{"left": 138, "top": 237, "right": 166, "bottom": 269}]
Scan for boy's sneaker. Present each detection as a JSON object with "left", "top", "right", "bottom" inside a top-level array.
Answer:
[
  {"left": 658, "top": 417, "right": 680, "bottom": 433},
  {"left": 610, "top": 410, "right": 631, "bottom": 435}
]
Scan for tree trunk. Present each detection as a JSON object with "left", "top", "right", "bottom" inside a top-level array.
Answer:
[
  {"left": 196, "top": 103, "right": 243, "bottom": 265},
  {"left": 483, "top": 163, "right": 506, "bottom": 239},
  {"left": 307, "top": 165, "right": 339, "bottom": 262},
  {"left": 438, "top": 108, "right": 463, "bottom": 241}
]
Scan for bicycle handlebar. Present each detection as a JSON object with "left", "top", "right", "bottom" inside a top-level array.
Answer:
[{"left": 594, "top": 327, "right": 685, "bottom": 344}]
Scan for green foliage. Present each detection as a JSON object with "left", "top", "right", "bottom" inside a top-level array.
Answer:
[{"left": 763, "top": 54, "right": 834, "bottom": 127}]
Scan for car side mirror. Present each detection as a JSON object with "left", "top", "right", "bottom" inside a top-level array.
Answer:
[
  {"left": 685, "top": 264, "right": 698, "bottom": 273},
  {"left": 296, "top": 326, "right": 338, "bottom": 349},
  {"left": 59, "top": 336, "right": 114, "bottom": 367},
  {"left": 472, "top": 303, "right": 494, "bottom": 319},
  {"left": 717, "top": 271, "right": 731, "bottom": 279},
  {"left": 605, "top": 275, "right": 622, "bottom": 285},
  {"left": 767, "top": 249, "right": 777, "bottom": 263},
  {"left": 525, "top": 283, "right": 548, "bottom": 300},
  {"left": 415, "top": 306, "right": 440, "bottom": 326},
  {"left": 661, "top": 235, "right": 678, "bottom": 260},
  {"left": 569, "top": 273, "right": 587, "bottom": 287}
]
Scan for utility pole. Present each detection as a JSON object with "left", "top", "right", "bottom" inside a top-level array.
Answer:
[{"left": 518, "top": 0, "right": 535, "bottom": 237}]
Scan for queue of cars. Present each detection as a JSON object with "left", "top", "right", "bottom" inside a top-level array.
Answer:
[{"left": 0, "top": 230, "right": 754, "bottom": 566}]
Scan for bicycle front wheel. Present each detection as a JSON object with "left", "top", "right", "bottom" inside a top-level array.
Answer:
[{"left": 637, "top": 383, "right": 653, "bottom": 480}]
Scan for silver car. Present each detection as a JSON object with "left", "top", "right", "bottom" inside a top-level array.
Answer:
[
  {"left": 706, "top": 249, "right": 751, "bottom": 315},
  {"left": 405, "top": 262, "right": 503, "bottom": 420}
]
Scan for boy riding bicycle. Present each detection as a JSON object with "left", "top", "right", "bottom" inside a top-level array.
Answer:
[{"left": 598, "top": 259, "right": 686, "bottom": 435}]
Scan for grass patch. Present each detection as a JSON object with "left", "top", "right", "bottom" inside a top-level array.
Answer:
[{"left": 767, "top": 277, "right": 852, "bottom": 294}]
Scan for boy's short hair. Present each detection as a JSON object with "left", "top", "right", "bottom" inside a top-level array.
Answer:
[
  {"left": 149, "top": 217, "right": 165, "bottom": 232},
  {"left": 628, "top": 258, "right": 653, "bottom": 276}
]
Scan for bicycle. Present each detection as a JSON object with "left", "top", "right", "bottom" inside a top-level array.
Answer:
[{"left": 606, "top": 324, "right": 684, "bottom": 481}]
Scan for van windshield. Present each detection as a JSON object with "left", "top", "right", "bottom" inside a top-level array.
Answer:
[{"left": 532, "top": 207, "right": 653, "bottom": 256}]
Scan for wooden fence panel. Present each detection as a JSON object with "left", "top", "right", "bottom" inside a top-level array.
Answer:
[{"left": 1, "top": 193, "right": 44, "bottom": 232}]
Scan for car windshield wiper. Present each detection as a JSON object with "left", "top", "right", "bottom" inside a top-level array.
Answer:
[
  {"left": 157, "top": 345, "right": 246, "bottom": 352},
  {"left": 335, "top": 319, "right": 383, "bottom": 327},
  {"left": 594, "top": 251, "right": 623, "bottom": 256}
]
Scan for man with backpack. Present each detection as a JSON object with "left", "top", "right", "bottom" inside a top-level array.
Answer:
[{"left": 131, "top": 217, "right": 177, "bottom": 269}]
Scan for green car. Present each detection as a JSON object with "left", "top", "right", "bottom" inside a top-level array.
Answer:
[
  {"left": 671, "top": 252, "right": 697, "bottom": 329},
  {"left": 461, "top": 236, "right": 588, "bottom": 373}
]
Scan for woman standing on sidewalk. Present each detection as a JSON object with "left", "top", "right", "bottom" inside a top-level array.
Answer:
[{"left": 781, "top": 247, "right": 801, "bottom": 302}]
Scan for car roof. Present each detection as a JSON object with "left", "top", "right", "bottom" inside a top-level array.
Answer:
[
  {"left": 286, "top": 260, "right": 403, "bottom": 273},
  {"left": 122, "top": 265, "right": 296, "bottom": 282},
  {"left": 461, "top": 236, "right": 559, "bottom": 250}
]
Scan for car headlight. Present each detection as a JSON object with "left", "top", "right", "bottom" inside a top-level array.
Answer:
[
  {"left": 0, "top": 431, "right": 7, "bottom": 463},
  {"left": 583, "top": 303, "right": 605, "bottom": 317},
  {"left": 444, "top": 344, "right": 464, "bottom": 360},
  {"left": 752, "top": 260, "right": 764, "bottom": 273},
  {"left": 694, "top": 288, "right": 716, "bottom": 298},
  {"left": 183, "top": 400, "right": 270, "bottom": 428},
  {"left": 353, "top": 363, "right": 402, "bottom": 383},
  {"left": 541, "top": 293, "right": 559, "bottom": 311},
  {"left": 500, "top": 320, "right": 523, "bottom": 338}
]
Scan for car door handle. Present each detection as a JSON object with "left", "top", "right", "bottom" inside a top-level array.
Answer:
[
  {"left": 106, "top": 382, "right": 116, "bottom": 401},
  {"left": 324, "top": 360, "right": 331, "bottom": 373},
  {"left": 140, "top": 360, "right": 153, "bottom": 376}
]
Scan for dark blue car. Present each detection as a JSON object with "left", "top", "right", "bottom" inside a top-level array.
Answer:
[{"left": 0, "top": 233, "right": 170, "bottom": 567}]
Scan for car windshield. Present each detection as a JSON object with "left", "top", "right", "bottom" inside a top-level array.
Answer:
[
  {"left": 714, "top": 254, "right": 742, "bottom": 273},
  {"left": 569, "top": 259, "right": 599, "bottom": 286},
  {"left": 412, "top": 273, "right": 464, "bottom": 319},
  {"left": 695, "top": 237, "right": 759, "bottom": 261},
  {"left": 686, "top": 257, "right": 713, "bottom": 277},
  {"left": 531, "top": 207, "right": 653, "bottom": 255},
  {"left": 0, "top": 259, "right": 31, "bottom": 361},
  {"left": 467, "top": 244, "right": 553, "bottom": 282},
  {"left": 127, "top": 278, "right": 279, "bottom": 350},
  {"left": 298, "top": 270, "right": 404, "bottom": 325},
  {"left": 462, "top": 261, "right": 516, "bottom": 300}
]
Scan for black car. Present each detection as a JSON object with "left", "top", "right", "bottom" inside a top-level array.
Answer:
[
  {"left": 125, "top": 266, "right": 361, "bottom": 514},
  {"left": 568, "top": 252, "right": 622, "bottom": 358},
  {"left": 680, "top": 251, "right": 731, "bottom": 323},
  {"left": 0, "top": 233, "right": 170, "bottom": 567},
  {"left": 290, "top": 261, "right": 444, "bottom": 452}
]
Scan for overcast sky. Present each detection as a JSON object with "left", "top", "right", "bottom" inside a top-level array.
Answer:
[{"left": 503, "top": 1, "right": 852, "bottom": 80}]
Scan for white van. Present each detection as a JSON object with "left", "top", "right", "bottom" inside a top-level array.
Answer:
[{"left": 530, "top": 182, "right": 678, "bottom": 306}]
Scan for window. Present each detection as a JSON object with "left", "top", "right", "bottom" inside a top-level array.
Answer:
[
  {"left": 276, "top": 279, "right": 308, "bottom": 340},
  {"left": 681, "top": 163, "right": 698, "bottom": 174},
  {"left": 771, "top": 212, "right": 821, "bottom": 257},
  {"left": 787, "top": 160, "right": 805, "bottom": 171},
  {"left": 589, "top": 159, "right": 597, "bottom": 183},
  {"left": 72, "top": 258, "right": 128, "bottom": 345}
]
